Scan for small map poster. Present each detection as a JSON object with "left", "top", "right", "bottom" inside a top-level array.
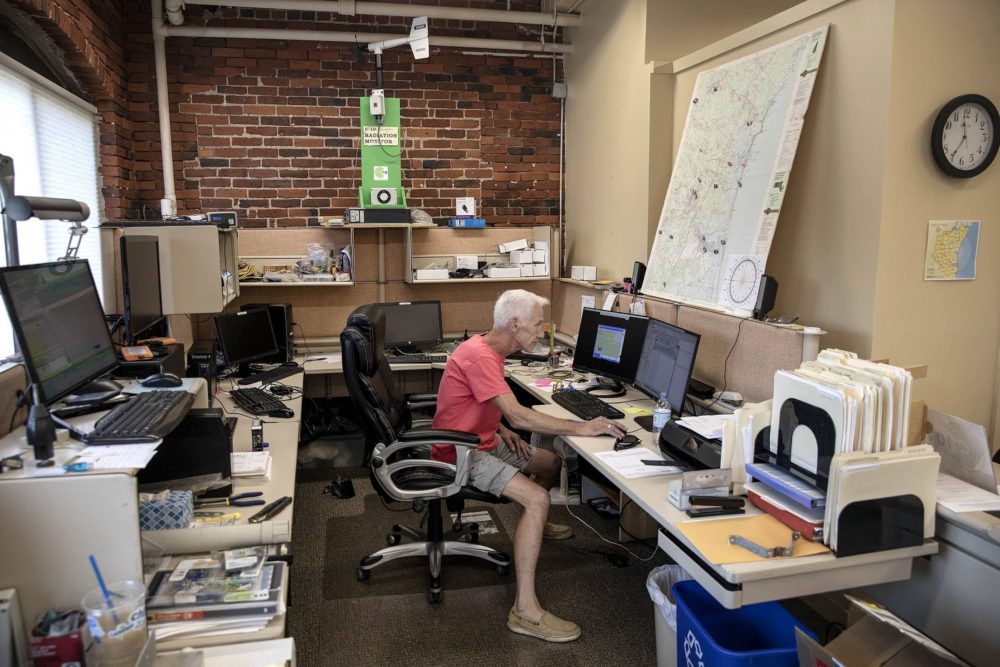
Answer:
[{"left": 924, "top": 220, "right": 980, "bottom": 281}]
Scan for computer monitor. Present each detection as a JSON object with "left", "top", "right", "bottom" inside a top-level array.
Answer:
[
  {"left": 120, "top": 235, "right": 165, "bottom": 345},
  {"left": 378, "top": 300, "right": 444, "bottom": 352},
  {"left": 0, "top": 260, "right": 120, "bottom": 405},
  {"left": 634, "top": 317, "right": 701, "bottom": 415},
  {"left": 214, "top": 307, "right": 279, "bottom": 377},
  {"left": 571, "top": 308, "right": 649, "bottom": 386}
]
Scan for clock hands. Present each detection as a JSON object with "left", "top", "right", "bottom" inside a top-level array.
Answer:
[{"left": 949, "top": 119, "right": 969, "bottom": 160}]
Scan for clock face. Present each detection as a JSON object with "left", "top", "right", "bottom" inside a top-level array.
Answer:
[{"left": 931, "top": 94, "right": 1000, "bottom": 178}]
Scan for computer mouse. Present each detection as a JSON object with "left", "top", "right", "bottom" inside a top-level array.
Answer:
[
  {"left": 139, "top": 372, "right": 183, "bottom": 388},
  {"left": 267, "top": 407, "right": 295, "bottom": 419},
  {"left": 614, "top": 433, "right": 640, "bottom": 450}
]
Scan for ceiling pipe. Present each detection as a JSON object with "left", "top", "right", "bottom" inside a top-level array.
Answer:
[
  {"left": 179, "top": 0, "right": 581, "bottom": 28},
  {"left": 164, "top": 0, "right": 185, "bottom": 26},
  {"left": 152, "top": 0, "right": 177, "bottom": 216},
  {"left": 159, "top": 25, "right": 572, "bottom": 53}
]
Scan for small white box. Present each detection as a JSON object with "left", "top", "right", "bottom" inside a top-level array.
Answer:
[
  {"left": 415, "top": 268, "right": 450, "bottom": 280},
  {"left": 455, "top": 254, "right": 478, "bottom": 270},
  {"left": 520, "top": 265, "right": 534, "bottom": 277},
  {"left": 533, "top": 263, "right": 549, "bottom": 277},
  {"left": 571, "top": 265, "right": 597, "bottom": 281},
  {"left": 485, "top": 266, "right": 523, "bottom": 279},
  {"left": 534, "top": 240, "right": 549, "bottom": 251},
  {"left": 455, "top": 197, "right": 476, "bottom": 218},
  {"left": 509, "top": 249, "right": 534, "bottom": 264},
  {"left": 532, "top": 249, "right": 546, "bottom": 263},
  {"left": 498, "top": 238, "right": 529, "bottom": 253}
]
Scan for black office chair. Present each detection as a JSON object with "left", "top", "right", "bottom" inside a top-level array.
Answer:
[{"left": 340, "top": 304, "right": 510, "bottom": 603}]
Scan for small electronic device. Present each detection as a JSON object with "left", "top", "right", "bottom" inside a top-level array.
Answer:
[
  {"left": 251, "top": 418, "right": 263, "bottom": 452},
  {"left": 213, "top": 307, "right": 279, "bottom": 378},
  {"left": 668, "top": 469, "right": 732, "bottom": 510},
  {"left": 571, "top": 308, "right": 649, "bottom": 388},
  {"left": 614, "top": 433, "right": 640, "bottom": 450},
  {"left": 753, "top": 274, "right": 778, "bottom": 320},
  {"left": 377, "top": 300, "right": 444, "bottom": 354},
  {"left": 0, "top": 260, "right": 121, "bottom": 406},
  {"left": 122, "top": 346, "right": 154, "bottom": 361},
  {"left": 139, "top": 372, "right": 183, "bottom": 388},
  {"left": 206, "top": 211, "right": 237, "bottom": 228}
]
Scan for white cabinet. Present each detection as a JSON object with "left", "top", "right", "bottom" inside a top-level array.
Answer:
[{"left": 103, "top": 223, "right": 239, "bottom": 314}]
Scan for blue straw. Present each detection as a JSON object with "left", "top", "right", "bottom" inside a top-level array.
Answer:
[{"left": 88, "top": 554, "right": 121, "bottom": 625}]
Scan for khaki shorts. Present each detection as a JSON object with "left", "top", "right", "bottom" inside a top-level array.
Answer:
[{"left": 466, "top": 435, "right": 535, "bottom": 497}]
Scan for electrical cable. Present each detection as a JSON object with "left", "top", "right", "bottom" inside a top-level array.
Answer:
[
  {"left": 562, "top": 494, "right": 659, "bottom": 563},
  {"left": 702, "top": 316, "right": 751, "bottom": 411}
]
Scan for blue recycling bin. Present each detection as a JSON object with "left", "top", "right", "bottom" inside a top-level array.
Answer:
[{"left": 672, "top": 580, "right": 812, "bottom": 666}]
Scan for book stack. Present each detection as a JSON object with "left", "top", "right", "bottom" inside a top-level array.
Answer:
[{"left": 147, "top": 547, "right": 285, "bottom": 642}]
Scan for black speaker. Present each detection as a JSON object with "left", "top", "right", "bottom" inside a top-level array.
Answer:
[
  {"left": 244, "top": 303, "right": 294, "bottom": 363},
  {"left": 631, "top": 261, "right": 646, "bottom": 293},
  {"left": 753, "top": 275, "right": 778, "bottom": 320}
]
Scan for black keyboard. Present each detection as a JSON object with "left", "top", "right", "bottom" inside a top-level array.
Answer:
[
  {"left": 85, "top": 390, "right": 194, "bottom": 444},
  {"left": 386, "top": 354, "right": 448, "bottom": 364},
  {"left": 551, "top": 390, "right": 625, "bottom": 420},
  {"left": 236, "top": 363, "right": 303, "bottom": 386},
  {"left": 230, "top": 387, "right": 293, "bottom": 418}
]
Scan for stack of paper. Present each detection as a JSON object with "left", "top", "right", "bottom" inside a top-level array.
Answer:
[
  {"left": 675, "top": 414, "right": 732, "bottom": 440},
  {"left": 231, "top": 452, "right": 271, "bottom": 481}
]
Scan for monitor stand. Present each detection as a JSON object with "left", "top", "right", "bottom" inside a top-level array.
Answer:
[
  {"left": 584, "top": 377, "right": 626, "bottom": 399},
  {"left": 63, "top": 378, "right": 123, "bottom": 406},
  {"left": 236, "top": 362, "right": 254, "bottom": 378}
]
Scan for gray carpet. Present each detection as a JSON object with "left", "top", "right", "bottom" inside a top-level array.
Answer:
[{"left": 287, "top": 471, "right": 671, "bottom": 666}]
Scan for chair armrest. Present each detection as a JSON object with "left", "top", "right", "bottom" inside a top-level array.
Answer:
[
  {"left": 397, "top": 428, "right": 479, "bottom": 446},
  {"left": 406, "top": 393, "right": 437, "bottom": 411},
  {"left": 372, "top": 429, "right": 481, "bottom": 502}
]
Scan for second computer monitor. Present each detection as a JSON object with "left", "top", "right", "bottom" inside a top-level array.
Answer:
[
  {"left": 379, "top": 301, "right": 443, "bottom": 351},
  {"left": 121, "top": 235, "right": 165, "bottom": 345},
  {"left": 214, "top": 307, "right": 278, "bottom": 377},
  {"left": 634, "top": 318, "right": 701, "bottom": 415},
  {"left": 572, "top": 308, "right": 649, "bottom": 385}
]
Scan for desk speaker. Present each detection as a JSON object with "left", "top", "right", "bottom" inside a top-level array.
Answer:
[{"left": 753, "top": 275, "right": 778, "bottom": 320}]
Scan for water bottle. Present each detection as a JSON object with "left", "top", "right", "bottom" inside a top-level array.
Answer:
[{"left": 652, "top": 391, "right": 671, "bottom": 437}]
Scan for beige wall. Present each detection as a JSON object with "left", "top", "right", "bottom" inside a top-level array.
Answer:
[
  {"left": 872, "top": 0, "right": 1000, "bottom": 429},
  {"left": 563, "top": 0, "right": 651, "bottom": 283}
]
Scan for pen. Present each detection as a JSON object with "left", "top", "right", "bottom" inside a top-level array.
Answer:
[{"left": 248, "top": 495, "right": 292, "bottom": 523}]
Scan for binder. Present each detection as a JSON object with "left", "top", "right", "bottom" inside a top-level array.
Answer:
[
  {"left": 746, "top": 482, "right": 824, "bottom": 542},
  {"left": 745, "top": 461, "right": 826, "bottom": 509}
]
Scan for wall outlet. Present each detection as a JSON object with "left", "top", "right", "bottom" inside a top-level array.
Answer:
[{"left": 552, "top": 82, "right": 568, "bottom": 99}]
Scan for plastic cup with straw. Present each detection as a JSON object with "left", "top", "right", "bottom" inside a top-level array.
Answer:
[{"left": 88, "top": 554, "right": 121, "bottom": 625}]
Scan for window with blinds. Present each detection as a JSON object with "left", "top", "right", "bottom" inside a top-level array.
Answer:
[{"left": 0, "top": 53, "right": 103, "bottom": 359}]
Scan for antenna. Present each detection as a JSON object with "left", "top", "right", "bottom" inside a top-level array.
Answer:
[{"left": 365, "top": 16, "right": 430, "bottom": 123}]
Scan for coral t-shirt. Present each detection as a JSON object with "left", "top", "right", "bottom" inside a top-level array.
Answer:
[{"left": 431, "top": 334, "right": 511, "bottom": 463}]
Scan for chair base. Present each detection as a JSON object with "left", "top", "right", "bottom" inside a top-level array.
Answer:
[{"left": 356, "top": 499, "right": 511, "bottom": 603}]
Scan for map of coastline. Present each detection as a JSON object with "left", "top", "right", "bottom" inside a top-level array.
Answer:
[
  {"left": 925, "top": 220, "right": 979, "bottom": 281},
  {"left": 644, "top": 26, "right": 828, "bottom": 313}
]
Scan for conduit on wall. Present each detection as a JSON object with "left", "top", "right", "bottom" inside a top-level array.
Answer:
[{"left": 152, "top": 0, "right": 576, "bottom": 216}]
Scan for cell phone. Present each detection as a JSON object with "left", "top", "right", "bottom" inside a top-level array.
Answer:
[
  {"left": 641, "top": 459, "right": 675, "bottom": 466},
  {"left": 685, "top": 507, "right": 746, "bottom": 518}
]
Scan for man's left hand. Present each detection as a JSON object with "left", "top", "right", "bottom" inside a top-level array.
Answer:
[{"left": 505, "top": 430, "right": 532, "bottom": 459}]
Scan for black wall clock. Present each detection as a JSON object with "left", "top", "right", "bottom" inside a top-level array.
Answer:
[{"left": 930, "top": 93, "right": 998, "bottom": 178}]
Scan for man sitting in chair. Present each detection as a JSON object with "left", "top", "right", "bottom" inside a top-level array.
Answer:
[{"left": 432, "top": 289, "right": 626, "bottom": 643}]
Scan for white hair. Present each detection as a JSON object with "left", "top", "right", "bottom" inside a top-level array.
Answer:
[{"left": 493, "top": 289, "right": 549, "bottom": 329}]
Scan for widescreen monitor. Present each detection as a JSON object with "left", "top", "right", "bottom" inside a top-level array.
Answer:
[
  {"left": 571, "top": 308, "right": 649, "bottom": 385},
  {"left": 121, "top": 235, "right": 164, "bottom": 345},
  {"left": 378, "top": 300, "right": 444, "bottom": 351},
  {"left": 214, "top": 307, "right": 278, "bottom": 377},
  {"left": 0, "top": 260, "right": 118, "bottom": 404},
  {"left": 634, "top": 317, "right": 701, "bottom": 415}
]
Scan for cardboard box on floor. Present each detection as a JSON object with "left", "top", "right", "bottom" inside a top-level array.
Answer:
[{"left": 795, "top": 595, "right": 966, "bottom": 666}]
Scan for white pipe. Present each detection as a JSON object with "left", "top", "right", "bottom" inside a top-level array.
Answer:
[
  {"left": 180, "top": 0, "right": 581, "bottom": 27},
  {"left": 159, "top": 25, "right": 572, "bottom": 53},
  {"left": 164, "top": 0, "right": 185, "bottom": 26},
  {"left": 152, "top": 0, "right": 177, "bottom": 216},
  {"left": 558, "top": 96, "right": 565, "bottom": 277}
]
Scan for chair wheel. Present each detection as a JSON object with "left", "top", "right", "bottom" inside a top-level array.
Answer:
[
  {"left": 464, "top": 529, "right": 479, "bottom": 544},
  {"left": 497, "top": 565, "right": 510, "bottom": 577},
  {"left": 452, "top": 520, "right": 463, "bottom": 533},
  {"left": 428, "top": 590, "right": 442, "bottom": 603},
  {"left": 356, "top": 567, "right": 370, "bottom": 581},
  {"left": 386, "top": 533, "right": 401, "bottom": 546}
]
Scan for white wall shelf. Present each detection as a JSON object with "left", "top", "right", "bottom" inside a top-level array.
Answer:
[{"left": 404, "top": 225, "right": 554, "bottom": 284}]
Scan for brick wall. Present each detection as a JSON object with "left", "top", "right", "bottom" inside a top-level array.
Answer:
[{"left": 124, "top": 3, "right": 566, "bottom": 228}]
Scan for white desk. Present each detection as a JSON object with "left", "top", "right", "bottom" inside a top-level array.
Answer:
[
  {"left": 148, "top": 373, "right": 303, "bottom": 555},
  {"left": 525, "top": 389, "right": 938, "bottom": 609}
]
